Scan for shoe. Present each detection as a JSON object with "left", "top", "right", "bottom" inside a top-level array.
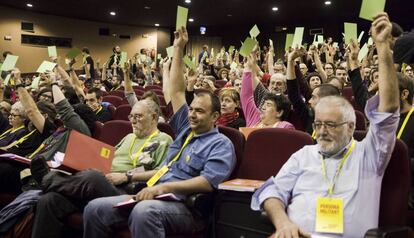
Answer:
[{"left": 30, "top": 155, "right": 50, "bottom": 185}]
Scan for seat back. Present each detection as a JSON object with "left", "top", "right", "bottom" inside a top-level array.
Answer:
[
  {"left": 145, "top": 85, "right": 162, "bottom": 91},
  {"left": 287, "top": 109, "right": 306, "bottom": 132},
  {"left": 109, "top": 90, "right": 125, "bottom": 98},
  {"left": 342, "top": 86, "right": 353, "bottom": 102},
  {"left": 157, "top": 122, "right": 175, "bottom": 140},
  {"left": 92, "top": 121, "right": 103, "bottom": 139},
  {"left": 354, "top": 110, "right": 367, "bottom": 131},
  {"left": 114, "top": 104, "right": 132, "bottom": 121},
  {"left": 218, "top": 126, "right": 246, "bottom": 179},
  {"left": 98, "top": 120, "right": 132, "bottom": 146},
  {"left": 237, "top": 128, "right": 313, "bottom": 180},
  {"left": 215, "top": 80, "right": 227, "bottom": 88},
  {"left": 102, "top": 95, "right": 123, "bottom": 107},
  {"left": 379, "top": 139, "right": 410, "bottom": 226}
]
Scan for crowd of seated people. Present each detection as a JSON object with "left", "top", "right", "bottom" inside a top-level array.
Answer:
[{"left": 0, "top": 10, "right": 412, "bottom": 238}]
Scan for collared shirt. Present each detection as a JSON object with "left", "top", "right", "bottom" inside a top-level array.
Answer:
[
  {"left": 156, "top": 104, "right": 236, "bottom": 194},
  {"left": 251, "top": 95, "right": 400, "bottom": 238}
]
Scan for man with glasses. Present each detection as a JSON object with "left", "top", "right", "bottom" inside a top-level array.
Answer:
[
  {"left": 251, "top": 13, "right": 400, "bottom": 237},
  {"left": 30, "top": 99, "right": 173, "bottom": 238}
]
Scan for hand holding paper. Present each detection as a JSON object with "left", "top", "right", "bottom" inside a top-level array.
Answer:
[
  {"left": 173, "top": 27, "right": 189, "bottom": 49},
  {"left": 370, "top": 12, "right": 392, "bottom": 44}
]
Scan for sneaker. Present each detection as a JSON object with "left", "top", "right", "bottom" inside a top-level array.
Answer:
[{"left": 30, "top": 155, "right": 50, "bottom": 185}]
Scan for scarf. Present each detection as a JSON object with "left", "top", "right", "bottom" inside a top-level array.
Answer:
[{"left": 216, "top": 111, "right": 239, "bottom": 126}]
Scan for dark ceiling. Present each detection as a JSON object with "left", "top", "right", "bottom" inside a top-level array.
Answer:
[{"left": 1, "top": 0, "right": 413, "bottom": 30}]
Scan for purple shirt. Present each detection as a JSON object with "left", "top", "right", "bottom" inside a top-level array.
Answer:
[{"left": 251, "top": 95, "right": 400, "bottom": 237}]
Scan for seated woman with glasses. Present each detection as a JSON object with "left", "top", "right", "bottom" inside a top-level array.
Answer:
[
  {"left": 0, "top": 102, "right": 29, "bottom": 148},
  {"left": 241, "top": 55, "right": 294, "bottom": 129}
]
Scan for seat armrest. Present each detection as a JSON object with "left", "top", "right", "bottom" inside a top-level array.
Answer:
[
  {"left": 185, "top": 193, "right": 214, "bottom": 218},
  {"left": 364, "top": 226, "right": 412, "bottom": 238}
]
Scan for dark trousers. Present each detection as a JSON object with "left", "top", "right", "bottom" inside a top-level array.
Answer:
[
  {"left": 0, "top": 161, "right": 27, "bottom": 193},
  {"left": 31, "top": 169, "right": 122, "bottom": 238}
]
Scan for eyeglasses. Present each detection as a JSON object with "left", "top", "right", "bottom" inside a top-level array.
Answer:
[
  {"left": 9, "top": 113, "right": 21, "bottom": 118},
  {"left": 128, "top": 114, "right": 144, "bottom": 121},
  {"left": 40, "top": 94, "right": 52, "bottom": 99},
  {"left": 312, "top": 121, "right": 348, "bottom": 130}
]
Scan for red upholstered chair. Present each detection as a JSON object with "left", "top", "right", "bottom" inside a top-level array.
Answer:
[
  {"left": 114, "top": 104, "right": 132, "bottom": 121},
  {"left": 157, "top": 122, "right": 175, "bottom": 140},
  {"left": 132, "top": 86, "right": 144, "bottom": 91},
  {"left": 342, "top": 86, "right": 354, "bottom": 102},
  {"left": 108, "top": 105, "right": 116, "bottom": 119},
  {"left": 354, "top": 110, "right": 367, "bottom": 131},
  {"left": 145, "top": 85, "right": 162, "bottom": 91},
  {"left": 92, "top": 121, "right": 103, "bottom": 139},
  {"left": 287, "top": 109, "right": 306, "bottom": 132},
  {"left": 102, "top": 95, "right": 123, "bottom": 107},
  {"left": 134, "top": 89, "right": 145, "bottom": 97},
  {"left": 157, "top": 95, "right": 167, "bottom": 107},
  {"left": 108, "top": 90, "right": 125, "bottom": 98},
  {"left": 147, "top": 88, "right": 164, "bottom": 96},
  {"left": 97, "top": 120, "right": 132, "bottom": 146},
  {"left": 236, "top": 128, "right": 313, "bottom": 180},
  {"left": 215, "top": 80, "right": 227, "bottom": 88},
  {"left": 101, "top": 90, "right": 109, "bottom": 96},
  {"left": 218, "top": 126, "right": 245, "bottom": 179}
]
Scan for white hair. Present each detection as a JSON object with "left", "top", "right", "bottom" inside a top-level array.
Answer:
[
  {"left": 270, "top": 73, "right": 287, "bottom": 83},
  {"left": 315, "top": 96, "right": 356, "bottom": 124},
  {"left": 11, "top": 101, "right": 27, "bottom": 119}
]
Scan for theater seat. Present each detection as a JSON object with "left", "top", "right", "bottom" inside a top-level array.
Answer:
[
  {"left": 92, "top": 121, "right": 103, "bottom": 139},
  {"left": 157, "top": 122, "right": 175, "bottom": 140},
  {"left": 98, "top": 120, "right": 132, "bottom": 146},
  {"left": 144, "top": 85, "right": 162, "bottom": 91},
  {"left": 108, "top": 90, "right": 125, "bottom": 98},
  {"left": 102, "top": 95, "right": 123, "bottom": 107},
  {"left": 114, "top": 104, "right": 132, "bottom": 121},
  {"left": 218, "top": 126, "right": 245, "bottom": 179},
  {"left": 236, "top": 128, "right": 313, "bottom": 180}
]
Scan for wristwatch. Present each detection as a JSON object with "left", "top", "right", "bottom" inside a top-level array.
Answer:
[{"left": 125, "top": 172, "right": 133, "bottom": 183}]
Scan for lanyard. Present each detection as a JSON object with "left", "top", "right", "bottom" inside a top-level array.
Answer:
[
  {"left": 146, "top": 132, "right": 194, "bottom": 187},
  {"left": 320, "top": 139, "right": 356, "bottom": 197},
  {"left": 0, "top": 125, "right": 25, "bottom": 140},
  {"left": 95, "top": 106, "right": 103, "bottom": 115},
  {"left": 129, "top": 130, "right": 159, "bottom": 167},
  {"left": 397, "top": 108, "right": 414, "bottom": 139},
  {"left": 312, "top": 129, "right": 316, "bottom": 139}
]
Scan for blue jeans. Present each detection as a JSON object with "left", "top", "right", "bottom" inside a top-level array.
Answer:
[{"left": 83, "top": 195, "right": 205, "bottom": 238}]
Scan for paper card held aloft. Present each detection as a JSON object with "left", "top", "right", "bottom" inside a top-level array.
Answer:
[
  {"left": 239, "top": 37, "right": 256, "bottom": 57},
  {"left": 333, "top": 42, "right": 339, "bottom": 48},
  {"left": 344, "top": 22, "right": 357, "bottom": 45},
  {"left": 359, "top": 0, "right": 386, "bottom": 21},
  {"left": 285, "top": 34, "right": 294, "bottom": 51},
  {"left": 36, "top": 61, "right": 57, "bottom": 73},
  {"left": 368, "top": 37, "right": 374, "bottom": 46},
  {"left": 31, "top": 76, "right": 41, "bottom": 89},
  {"left": 176, "top": 6, "right": 188, "bottom": 30},
  {"left": 166, "top": 46, "right": 174, "bottom": 58},
  {"left": 358, "top": 31, "right": 365, "bottom": 43},
  {"left": 228, "top": 45, "right": 235, "bottom": 53},
  {"left": 317, "top": 35, "right": 324, "bottom": 44},
  {"left": 65, "top": 48, "right": 82, "bottom": 59},
  {"left": 358, "top": 44, "right": 369, "bottom": 62},
  {"left": 230, "top": 62, "right": 238, "bottom": 70},
  {"left": 183, "top": 55, "right": 196, "bottom": 70},
  {"left": 0, "top": 55, "right": 19, "bottom": 71},
  {"left": 48, "top": 46, "right": 57, "bottom": 57},
  {"left": 119, "top": 52, "right": 127, "bottom": 67},
  {"left": 292, "top": 27, "right": 305, "bottom": 48},
  {"left": 3, "top": 74, "right": 11, "bottom": 86},
  {"left": 249, "top": 24, "right": 260, "bottom": 38},
  {"left": 157, "top": 54, "right": 162, "bottom": 60}
]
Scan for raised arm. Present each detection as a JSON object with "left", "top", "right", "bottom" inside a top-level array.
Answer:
[
  {"left": 123, "top": 61, "right": 133, "bottom": 93},
  {"left": 347, "top": 39, "right": 369, "bottom": 109},
  {"left": 161, "top": 57, "right": 172, "bottom": 105},
  {"left": 268, "top": 40, "right": 275, "bottom": 75},
  {"left": 372, "top": 13, "right": 399, "bottom": 113},
  {"left": 310, "top": 45, "right": 328, "bottom": 83},
  {"left": 169, "top": 27, "right": 188, "bottom": 113}
]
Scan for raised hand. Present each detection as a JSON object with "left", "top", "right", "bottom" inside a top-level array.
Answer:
[
  {"left": 371, "top": 12, "right": 392, "bottom": 45},
  {"left": 173, "top": 27, "right": 189, "bottom": 49}
]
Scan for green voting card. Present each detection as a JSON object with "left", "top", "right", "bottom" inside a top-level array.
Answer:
[
  {"left": 157, "top": 54, "right": 162, "bottom": 60},
  {"left": 228, "top": 45, "right": 235, "bottom": 53},
  {"left": 119, "top": 52, "right": 127, "bottom": 67},
  {"left": 176, "top": 6, "right": 188, "bottom": 30},
  {"left": 368, "top": 37, "right": 374, "bottom": 46},
  {"left": 317, "top": 35, "right": 324, "bottom": 44},
  {"left": 249, "top": 25, "right": 260, "bottom": 38},
  {"left": 285, "top": 34, "right": 294, "bottom": 51},
  {"left": 183, "top": 55, "right": 196, "bottom": 70},
  {"left": 0, "top": 55, "right": 19, "bottom": 71},
  {"left": 36, "top": 61, "right": 57, "bottom": 73},
  {"left": 344, "top": 23, "right": 357, "bottom": 45},
  {"left": 166, "top": 46, "right": 174, "bottom": 58},
  {"left": 239, "top": 37, "right": 256, "bottom": 57},
  {"left": 359, "top": 0, "right": 386, "bottom": 21},
  {"left": 3, "top": 74, "right": 11, "bottom": 86},
  {"left": 65, "top": 48, "right": 81, "bottom": 59},
  {"left": 31, "top": 76, "right": 41, "bottom": 89},
  {"left": 48, "top": 46, "right": 57, "bottom": 57},
  {"left": 333, "top": 42, "right": 339, "bottom": 48},
  {"left": 292, "top": 27, "right": 304, "bottom": 48},
  {"left": 358, "top": 44, "right": 369, "bottom": 62},
  {"left": 358, "top": 31, "right": 365, "bottom": 43},
  {"left": 230, "top": 62, "right": 238, "bottom": 70}
]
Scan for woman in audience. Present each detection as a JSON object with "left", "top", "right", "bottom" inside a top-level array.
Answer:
[
  {"left": 36, "top": 87, "right": 53, "bottom": 103},
  {"left": 241, "top": 55, "right": 294, "bottom": 129},
  {"left": 216, "top": 88, "right": 245, "bottom": 129},
  {"left": 0, "top": 102, "right": 29, "bottom": 148},
  {"left": 305, "top": 72, "right": 322, "bottom": 91}
]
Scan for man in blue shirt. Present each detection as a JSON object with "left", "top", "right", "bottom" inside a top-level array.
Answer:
[
  {"left": 251, "top": 13, "right": 400, "bottom": 238},
  {"left": 83, "top": 27, "right": 236, "bottom": 238}
]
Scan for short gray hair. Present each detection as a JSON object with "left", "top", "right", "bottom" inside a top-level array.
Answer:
[
  {"left": 134, "top": 99, "right": 160, "bottom": 119},
  {"left": 11, "top": 102, "right": 27, "bottom": 119},
  {"left": 315, "top": 96, "right": 356, "bottom": 124},
  {"left": 270, "top": 73, "right": 286, "bottom": 83}
]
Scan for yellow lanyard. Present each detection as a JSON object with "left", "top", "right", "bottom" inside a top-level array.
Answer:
[
  {"left": 15, "top": 130, "right": 36, "bottom": 145},
  {"left": 397, "top": 108, "right": 414, "bottom": 139},
  {"left": 0, "top": 125, "right": 25, "bottom": 140},
  {"left": 320, "top": 140, "right": 356, "bottom": 197},
  {"left": 95, "top": 106, "right": 103, "bottom": 115},
  {"left": 146, "top": 132, "right": 194, "bottom": 187},
  {"left": 312, "top": 129, "right": 316, "bottom": 139},
  {"left": 128, "top": 130, "right": 159, "bottom": 167}
]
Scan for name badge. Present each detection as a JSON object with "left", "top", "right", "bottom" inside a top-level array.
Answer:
[
  {"left": 315, "top": 197, "right": 344, "bottom": 234},
  {"left": 146, "top": 165, "right": 169, "bottom": 187}
]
